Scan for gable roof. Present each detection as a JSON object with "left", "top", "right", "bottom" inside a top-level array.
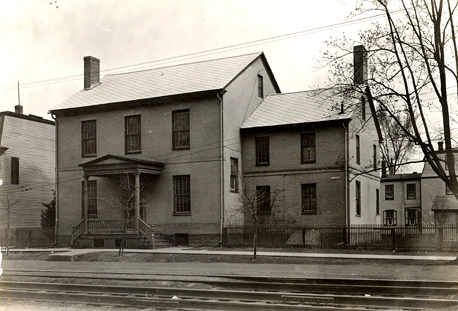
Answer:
[
  {"left": 381, "top": 173, "right": 422, "bottom": 182},
  {"left": 51, "top": 52, "right": 279, "bottom": 113},
  {"left": 241, "top": 89, "right": 353, "bottom": 129}
]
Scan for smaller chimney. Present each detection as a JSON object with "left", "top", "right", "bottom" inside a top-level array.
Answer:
[
  {"left": 83, "top": 56, "right": 100, "bottom": 90},
  {"left": 381, "top": 160, "right": 387, "bottom": 177},
  {"left": 354, "top": 45, "right": 368, "bottom": 85},
  {"left": 14, "top": 104, "right": 23, "bottom": 114},
  {"left": 438, "top": 141, "right": 444, "bottom": 151}
]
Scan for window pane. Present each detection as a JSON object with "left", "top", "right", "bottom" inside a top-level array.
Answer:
[
  {"left": 301, "top": 133, "right": 316, "bottom": 163},
  {"left": 302, "top": 184, "right": 316, "bottom": 213},
  {"left": 385, "top": 185, "right": 394, "bottom": 200},
  {"left": 230, "top": 158, "right": 238, "bottom": 192},
  {"left": 82, "top": 121, "right": 96, "bottom": 156},
  {"left": 11, "top": 157, "right": 19, "bottom": 184},
  {"left": 174, "top": 176, "right": 191, "bottom": 213},
  {"left": 256, "top": 137, "right": 269, "bottom": 165},
  {"left": 125, "top": 116, "right": 141, "bottom": 153},
  {"left": 256, "top": 186, "right": 270, "bottom": 214},
  {"left": 407, "top": 184, "right": 416, "bottom": 200},
  {"left": 173, "top": 111, "right": 190, "bottom": 149}
]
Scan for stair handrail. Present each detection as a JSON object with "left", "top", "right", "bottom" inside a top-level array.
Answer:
[
  {"left": 71, "top": 219, "right": 84, "bottom": 247},
  {"left": 138, "top": 219, "right": 154, "bottom": 249}
]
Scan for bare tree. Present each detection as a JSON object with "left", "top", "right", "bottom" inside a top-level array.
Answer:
[
  {"left": 233, "top": 179, "right": 288, "bottom": 260},
  {"left": 1, "top": 192, "right": 18, "bottom": 256},
  {"left": 321, "top": 0, "right": 458, "bottom": 198},
  {"left": 105, "top": 173, "right": 145, "bottom": 256}
]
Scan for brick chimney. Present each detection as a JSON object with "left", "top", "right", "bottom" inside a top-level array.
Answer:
[
  {"left": 83, "top": 56, "right": 100, "bottom": 90},
  {"left": 14, "top": 104, "right": 23, "bottom": 114},
  {"left": 438, "top": 141, "right": 444, "bottom": 151},
  {"left": 354, "top": 45, "right": 368, "bottom": 85}
]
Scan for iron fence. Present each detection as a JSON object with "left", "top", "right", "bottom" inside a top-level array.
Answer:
[
  {"left": 0, "top": 227, "right": 55, "bottom": 248},
  {"left": 223, "top": 224, "right": 458, "bottom": 252}
]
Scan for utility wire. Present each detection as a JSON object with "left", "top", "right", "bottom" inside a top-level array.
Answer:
[{"left": 0, "top": 11, "right": 401, "bottom": 92}]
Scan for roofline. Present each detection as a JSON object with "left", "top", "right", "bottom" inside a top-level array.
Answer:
[
  {"left": 241, "top": 118, "right": 351, "bottom": 132},
  {"left": 381, "top": 174, "right": 422, "bottom": 182},
  {"left": 50, "top": 89, "right": 221, "bottom": 117},
  {"left": 0, "top": 111, "right": 55, "bottom": 125},
  {"left": 104, "top": 51, "right": 266, "bottom": 77},
  {"left": 223, "top": 52, "right": 281, "bottom": 93}
]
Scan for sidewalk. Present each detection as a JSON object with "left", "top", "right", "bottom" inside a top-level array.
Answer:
[{"left": 2, "top": 246, "right": 456, "bottom": 262}]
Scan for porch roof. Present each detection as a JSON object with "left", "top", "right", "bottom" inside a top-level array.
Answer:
[
  {"left": 79, "top": 154, "right": 164, "bottom": 176},
  {"left": 432, "top": 195, "right": 458, "bottom": 211}
]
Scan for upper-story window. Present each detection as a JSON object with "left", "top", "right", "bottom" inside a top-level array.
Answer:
[
  {"left": 257, "top": 75, "right": 264, "bottom": 98},
  {"left": 373, "top": 144, "right": 377, "bottom": 170},
  {"left": 230, "top": 158, "right": 238, "bottom": 192},
  {"left": 361, "top": 96, "right": 366, "bottom": 121},
  {"left": 82, "top": 120, "right": 96, "bottom": 157},
  {"left": 356, "top": 180, "right": 361, "bottom": 216},
  {"left": 256, "top": 136, "right": 269, "bottom": 166},
  {"left": 11, "top": 157, "right": 19, "bottom": 184},
  {"left": 407, "top": 183, "right": 416, "bottom": 200},
  {"left": 385, "top": 184, "right": 394, "bottom": 200},
  {"left": 356, "top": 135, "right": 361, "bottom": 164},
  {"left": 173, "top": 110, "right": 190, "bottom": 150},
  {"left": 301, "top": 133, "right": 316, "bottom": 163},
  {"left": 376, "top": 189, "right": 380, "bottom": 214},
  {"left": 125, "top": 115, "right": 141, "bottom": 154}
]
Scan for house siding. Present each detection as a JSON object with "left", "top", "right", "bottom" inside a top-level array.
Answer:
[{"left": 0, "top": 113, "right": 55, "bottom": 228}]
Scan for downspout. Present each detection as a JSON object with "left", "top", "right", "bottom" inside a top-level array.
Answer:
[
  {"left": 343, "top": 121, "right": 350, "bottom": 228},
  {"left": 217, "top": 90, "right": 227, "bottom": 246},
  {"left": 51, "top": 113, "right": 58, "bottom": 246}
]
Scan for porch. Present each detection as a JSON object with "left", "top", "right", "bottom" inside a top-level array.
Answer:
[{"left": 74, "top": 154, "right": 171, "bottom": 248}]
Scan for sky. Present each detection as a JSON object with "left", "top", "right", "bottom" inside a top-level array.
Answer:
[{"left": 0, "top": 0, "right": 375, "bottom": 120}]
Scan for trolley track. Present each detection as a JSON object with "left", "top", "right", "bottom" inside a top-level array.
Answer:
[{"left": 1, "top": 269, "right": 458, "bottom": 310}]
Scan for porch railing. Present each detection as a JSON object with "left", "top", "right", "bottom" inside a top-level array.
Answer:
[
  {"left": 139, "top": 218, "right": 154, "bottom": 248},
  {"left": 71, "top": 220, "right": 84, "bottom": 246},
  {"left": 87, "top": 219, "right": 135, "bottom": 232}
]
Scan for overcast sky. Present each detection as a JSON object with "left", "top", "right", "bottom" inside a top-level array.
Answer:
[{"left": 0, "top": 0, "right": 379, "bottom": 120}]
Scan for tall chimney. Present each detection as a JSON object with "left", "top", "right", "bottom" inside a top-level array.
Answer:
[
  {"left": 438, "top": 141, "right": 444, "bottom": 151},
  {"left": 381, "top": 160, "right": 387, "bottom": 178},
  {"left": 354, "top": 45, "right": 368, "bottom": 85},
  {"left": 83, "top": 56, "right": 100, "bottom": 90}
]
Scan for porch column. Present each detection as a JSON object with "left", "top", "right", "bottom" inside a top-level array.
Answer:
[
  {"left": 135, "top": 173, "right": 140, "bottom": 231},
  {"left": 83, "top": 175, "right": 89, "bottom": 233}
]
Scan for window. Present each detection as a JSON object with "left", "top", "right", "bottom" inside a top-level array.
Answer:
[
  {"left": 376, "top": 189, "right": 380, "bottom": 215},
  {"left": 405, "top": 208, "right": 421, "bottom": 226},
  {"left": 361, "top": 96, "right": 366, "bottom": 121},
  {"left": 356, "top": 135, "right": 360, "bottom": 164},
  {"left": 11, "top": 157, "right": 19, "bottom": 184},
  {"left": 383, "top": 210, "right": 397, "bottom": 226},
  {"left": 256, "top": 186, "right": 271, "bottom": 214},
  {"left": 173, "top": 110, "right": 190, "bottom": 150},
  {"left": 407, "top": 184, "right": 416, "bottom": 200},
  {"left": 257, "top": 75, "right": 263, "bottom": 98},
  {"left": 302, "top": 184, "right": 317, "bottom": 214},
  {"left": 256, "top": 136, "right": 269, "bottom": 166},
  {"left": 356, "top": 180, "right": 361, "bottom": 216},
  {"left": 125, "top": 115, "right": 141, "bottom": 154},
  {"left": 173, "top": 175, "right": 191, "bottom": 214},
  {"left": 82, "top": 180, "right": 97, "bottom": 218},
  {"left": 385, "top": 184, "right": 394, "bottom": 200},
  {"left": 373, "top": 144, "right": 377, "bottom": 170},
  {"left": 230, "top": 158, "right": 238, "bottom": 192},
  {"left": 301, "top": 133, "right": 316, "bottom": 163},
  {"left": 82, "top": 120, "right": 96, "bottom": 157}
]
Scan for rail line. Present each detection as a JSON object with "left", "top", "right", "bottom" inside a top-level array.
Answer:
[{"left": 1, "top": 269, "right": 458, "bottom": 310}]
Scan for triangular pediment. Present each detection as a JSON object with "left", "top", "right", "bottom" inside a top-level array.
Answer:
[{"left": 80, "top": 154, "right": 163, "bottom": 176}]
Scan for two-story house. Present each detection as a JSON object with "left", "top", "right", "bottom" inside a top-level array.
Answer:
[
  {"left": 240, "top": 89, "right": 381, "bottom": 230},
  {"left": 50, "top": 53, "right": 280, "bottom": 248},
  {"left": 421, "top": 143, "right": 458, "bottom": 225},
  {"left": 380, "top": 172, "right": 422, "bottom": 226},
  {"left": 0, "top": 106, "right": 55, "bottom": 229}
]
